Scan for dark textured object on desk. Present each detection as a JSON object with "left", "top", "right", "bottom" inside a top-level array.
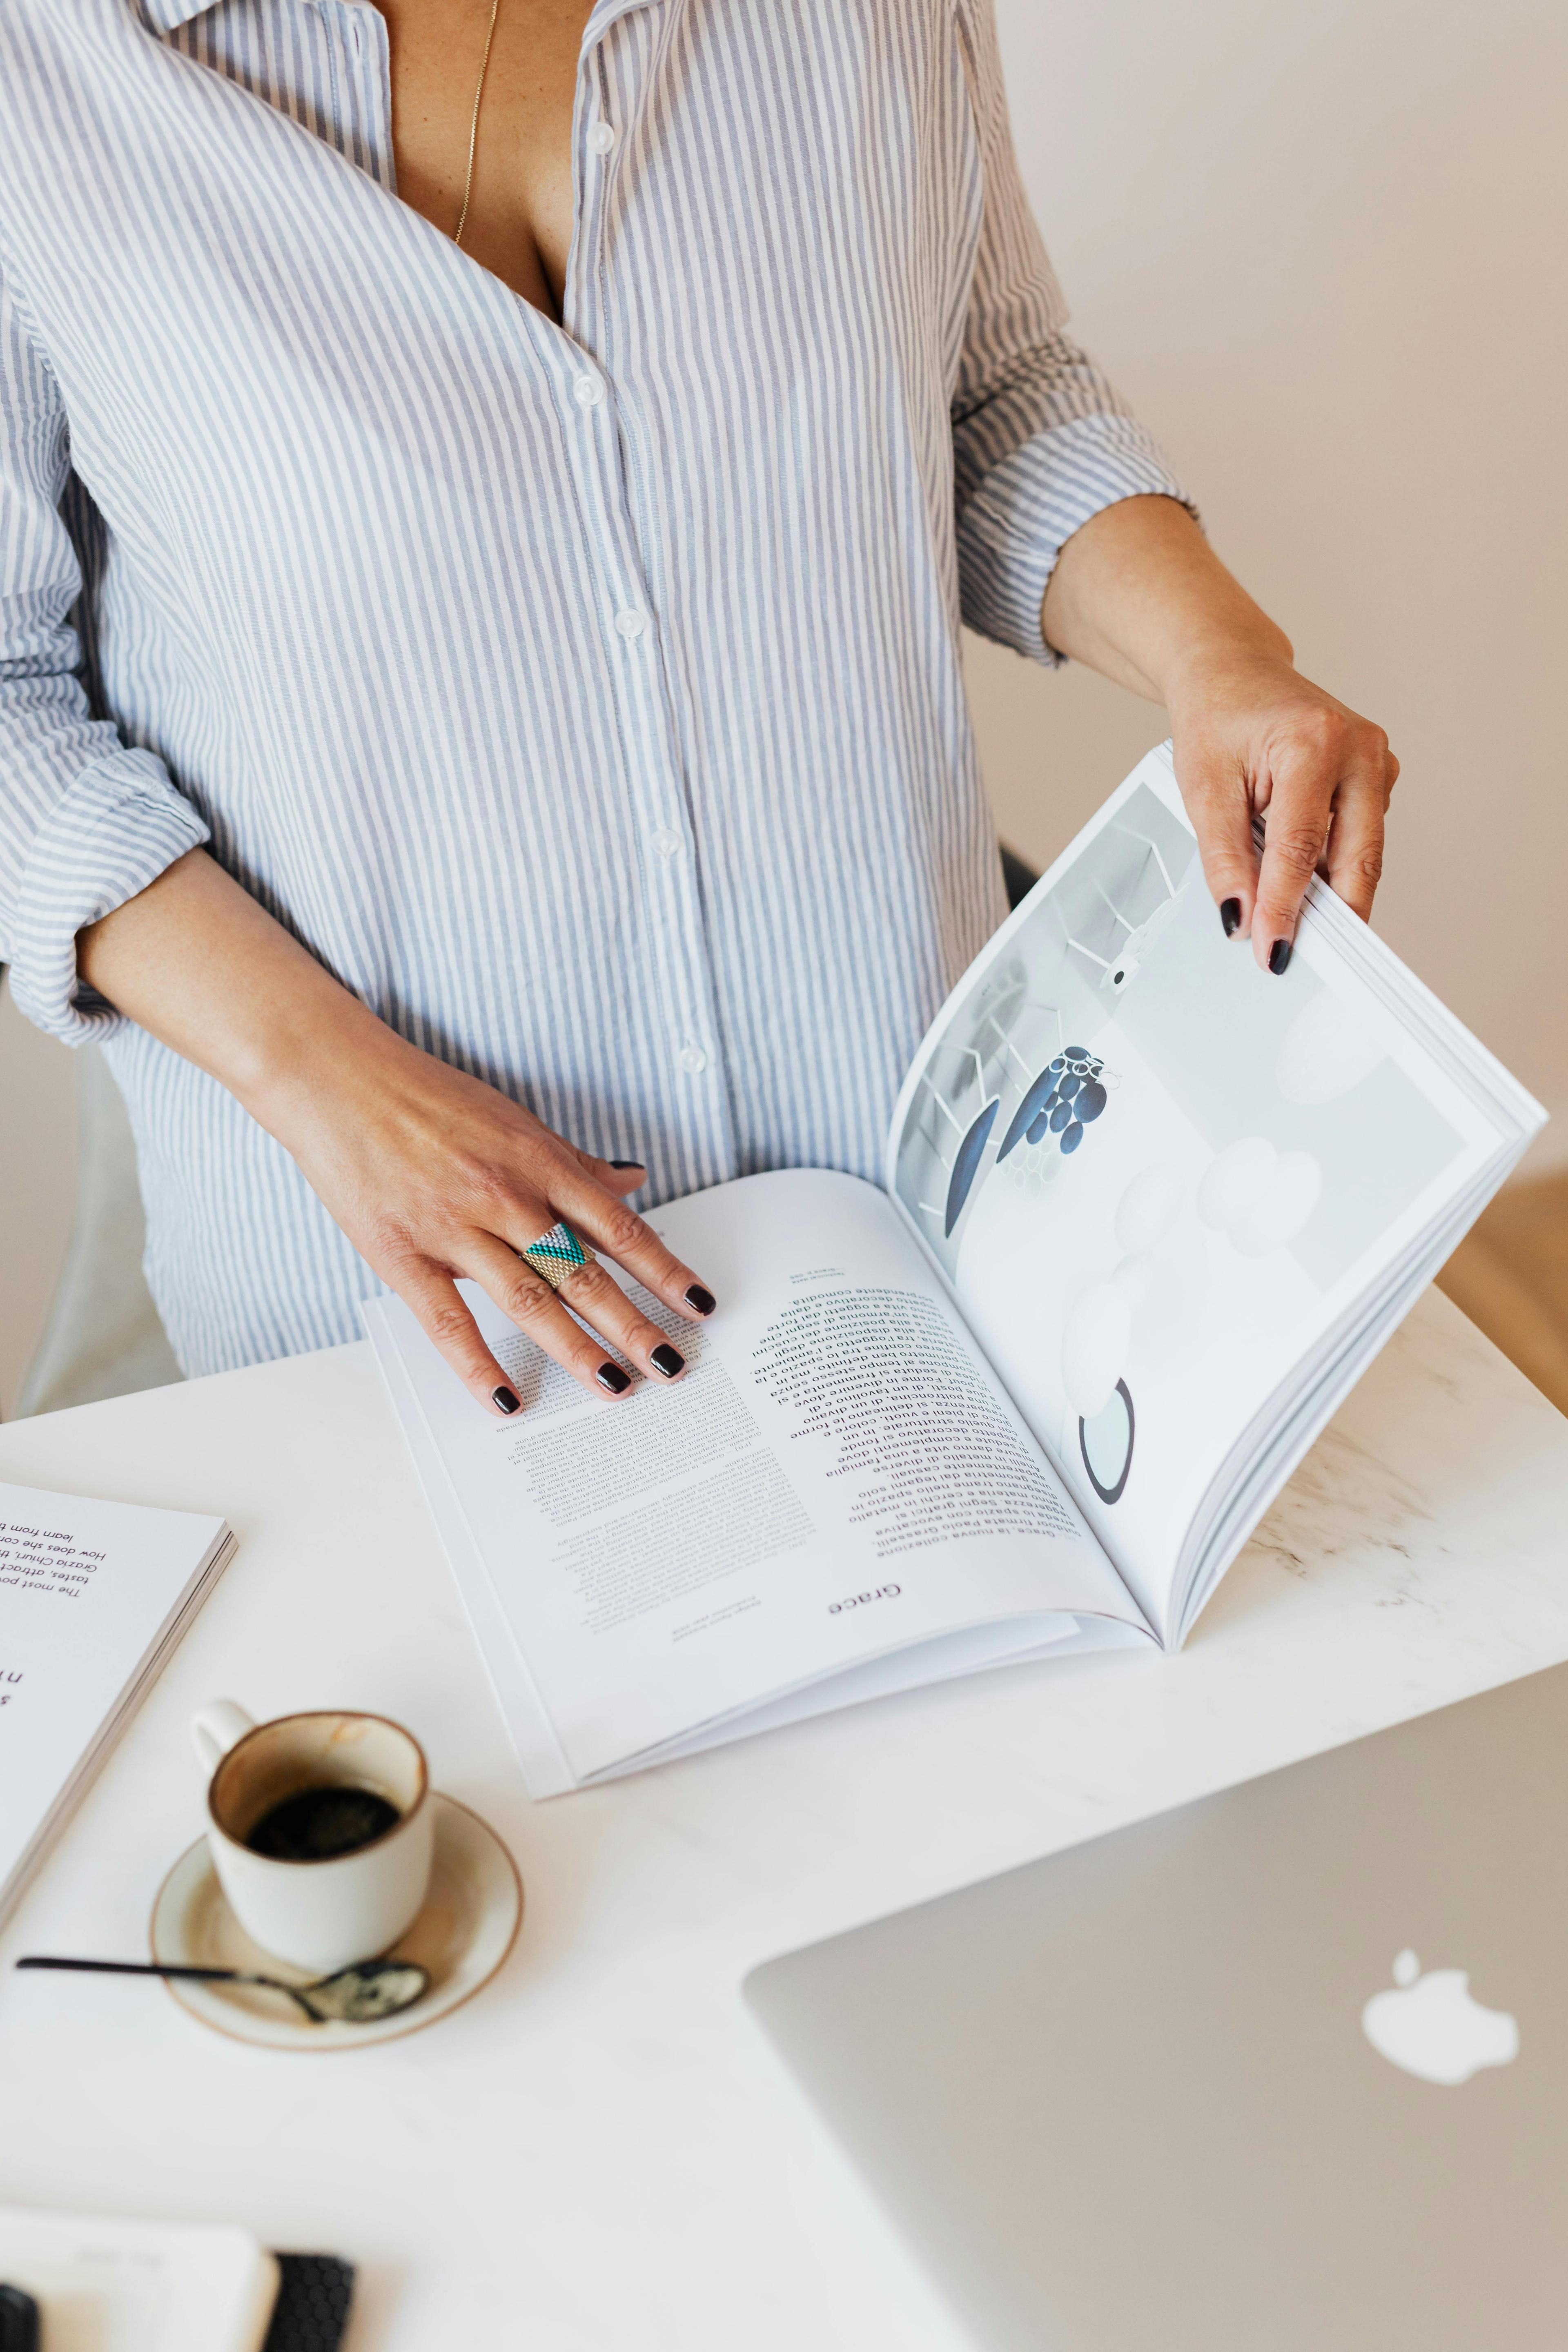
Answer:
[{"left": 263, "top": 2255, "right": 355, "bottom": 2352}]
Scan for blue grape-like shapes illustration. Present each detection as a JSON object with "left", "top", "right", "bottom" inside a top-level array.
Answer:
[{"left": 997, "top": 1045, "right": 1113, "bottom": 1193}]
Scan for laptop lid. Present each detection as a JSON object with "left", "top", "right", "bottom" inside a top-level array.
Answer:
[{"left": 744, "top": 1662, "right": 1568, "bottom": 2351}]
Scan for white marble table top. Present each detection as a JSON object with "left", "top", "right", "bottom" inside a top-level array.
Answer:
[{"left": 2, "top": 1288, "right": 1566, "bottom": 2351}]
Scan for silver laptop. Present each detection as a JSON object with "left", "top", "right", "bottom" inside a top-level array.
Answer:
[{"left": 744, "top": 1663, "right": 1568, "bottom": 2350}]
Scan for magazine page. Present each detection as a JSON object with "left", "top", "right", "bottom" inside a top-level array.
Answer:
[
  {"left": 0, "top": 1485, "right": 229, "bottom": 1917},
  {"left": 885, "top": 744, "right": 1537, "bottom": 1639},
  {"left": 365, "top": 1169, "right": 1147, "bottom": 1791}
]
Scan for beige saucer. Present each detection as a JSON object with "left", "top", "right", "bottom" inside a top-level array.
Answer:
[{"left": 149, "top": 1792, "right": 522, "bottom": 2050}]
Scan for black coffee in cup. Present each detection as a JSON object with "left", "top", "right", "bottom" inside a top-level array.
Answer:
[{"left": 244, "top": 1784, "right": 401, "bottom": 1862}]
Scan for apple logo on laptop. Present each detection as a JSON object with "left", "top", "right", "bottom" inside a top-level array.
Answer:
[{"left": 1361, "top": 1949, "right": 1519, "bottom": 2086}]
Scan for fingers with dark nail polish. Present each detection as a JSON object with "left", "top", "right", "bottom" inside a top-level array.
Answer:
[
  {"left": 650, "top": 1344, "right": 685, "bottom": 1379},
  {"left": 1220, "top": 897, "right": 1242, "bottom": 938},
  {"left": 685, "top": 1284, "right": 716, "bottom": 1316},
  {"left": 492, "top": 1386, "right": 520, "bottom": 1415},
  {"left": 608, "top": 1160, "right": 646, "bottom": 1171},
  {"left": 1268, "top": 938, "right": 1293, "bottom": 976},
  {"left": 596, "top": 1361, "right": 632, "bottom": 1394}
]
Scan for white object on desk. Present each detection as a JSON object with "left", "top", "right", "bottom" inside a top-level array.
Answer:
[
  {"left": 0, "top": 1290, "right": 1565, "bottom": 2352},
  {"left": 0, "top": 1482, "right": 233, "bottom": 1931},
  {"left": 0, "top": 2208, "right": 277, "bottom": 2352}
]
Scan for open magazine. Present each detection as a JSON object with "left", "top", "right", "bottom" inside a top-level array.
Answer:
[{"left": 364, "top": 744, "right": 1544, "bottom": 1796}]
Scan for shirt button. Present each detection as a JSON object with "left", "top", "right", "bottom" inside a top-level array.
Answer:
[
  {"left": 651, "top": 828, "right": 682, "bottom": 859},
  {"left": 678, "top": 1045, "right": 708, "bottom": 1076},
  {"left": 590, "top": 120, "right": 616, "bottom": 156},
  {"left": 573, "top": 372, "right": 605, "bottom": 408},
  {"left": 614, "top": 608, "right": 646, "bottom": 641}
]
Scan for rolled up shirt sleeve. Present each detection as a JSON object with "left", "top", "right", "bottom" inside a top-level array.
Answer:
[
  {"left": 952, "top": 0, "right": 1198, "bottom": 665},
  {"left": 0, "top": 266, "right": 209, "bottom": 1044}
]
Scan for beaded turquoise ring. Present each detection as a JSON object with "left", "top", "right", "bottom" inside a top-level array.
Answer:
[{"left": 519, "top": 1220, "right": 595, "bottom": 1292}]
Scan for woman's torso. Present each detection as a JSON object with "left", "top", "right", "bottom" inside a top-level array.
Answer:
[{"left": 0, "top": 0, "right": 1005, "bottom": 1370}]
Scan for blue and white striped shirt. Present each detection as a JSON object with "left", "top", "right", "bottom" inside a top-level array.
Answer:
[{"left": 0, "top": 0, "right": 1189, "bottom": 1376}]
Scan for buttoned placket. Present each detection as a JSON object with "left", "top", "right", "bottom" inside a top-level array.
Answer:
[
  {"left": 549, "top": 5, "right": 735, "bottom": 1165},
  {"left": 249, "top": 0, "right": 732, "bottom": 1162}
]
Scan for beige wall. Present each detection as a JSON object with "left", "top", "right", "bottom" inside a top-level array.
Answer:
[{"left": 976, "top": 0, "right": 1568, "bottom": 1165}]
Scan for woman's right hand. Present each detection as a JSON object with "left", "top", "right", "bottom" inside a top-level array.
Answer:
[
  {"left": 270, "top": 1015, "right": 716, "bottom": 1416},
  {"left": 79, "top": 849, "right": 716, "bottom": 1417}
]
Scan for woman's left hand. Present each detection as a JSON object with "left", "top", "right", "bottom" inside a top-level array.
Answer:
[
  {"left": 1167, "top": 653, "right": 1399, "bottom": 973},
  {"left": 1040, "top": 496, "right": 1399, "bottom": 973}
]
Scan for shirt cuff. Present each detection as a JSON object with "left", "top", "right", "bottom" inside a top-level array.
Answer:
[
  {"left": 957, "top": 412, "right": 1198, "bottom": 666},
  {"left": 7, "top": 748, "right": 211, "bottom": 1045}
]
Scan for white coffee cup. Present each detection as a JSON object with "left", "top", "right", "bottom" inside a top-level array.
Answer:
[{"left": 190, "top": 1701, "right": 435, "bottom": 1976}]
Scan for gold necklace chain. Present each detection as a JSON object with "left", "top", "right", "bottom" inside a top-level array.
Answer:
[{"left": 454, "top": 0, "right": 501, "bottom": 249}]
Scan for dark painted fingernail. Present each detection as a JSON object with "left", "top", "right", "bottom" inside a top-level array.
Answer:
[
  {"left": 609, "top": 1159, "right": 646, "bottom": 1170},
  {"left": 650, "top": 1343, "right": 685, "bottom": 1379},
  {"left": 1220, "top": 897, "right": 1242, "bottom": 938},
  {"left": 685, "top": 1284, "right": 716, "bottom": 1316},
  {"left": 492, "top": 1386, "right": 520, "bottom": 1415},
  {"left": 1268, "top": 937, "right": 1293, "bottom": 976},
  {"left": 596, "top": 1361, "right": 632, "bottom": 1394}
]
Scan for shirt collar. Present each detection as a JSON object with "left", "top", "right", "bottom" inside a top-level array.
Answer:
[
  {"left": 140, "top": 0, "right": 322, "bottom": 29},
  {"left": 143, "top": 0, "right": 660, "bottom": 41}
]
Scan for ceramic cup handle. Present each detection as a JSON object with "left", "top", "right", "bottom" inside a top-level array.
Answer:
[{"left": 190, "top": 1699, "right": 256, "bottom": 1779}]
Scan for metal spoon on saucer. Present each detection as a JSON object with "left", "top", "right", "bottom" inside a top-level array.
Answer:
[{"left": 15, "top": 1952, "right": 430, "bottom": 2024}]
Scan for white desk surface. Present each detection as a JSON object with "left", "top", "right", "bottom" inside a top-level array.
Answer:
[{"left": 2, "top": 1288, "right": 1567, "bottom": 2350}]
